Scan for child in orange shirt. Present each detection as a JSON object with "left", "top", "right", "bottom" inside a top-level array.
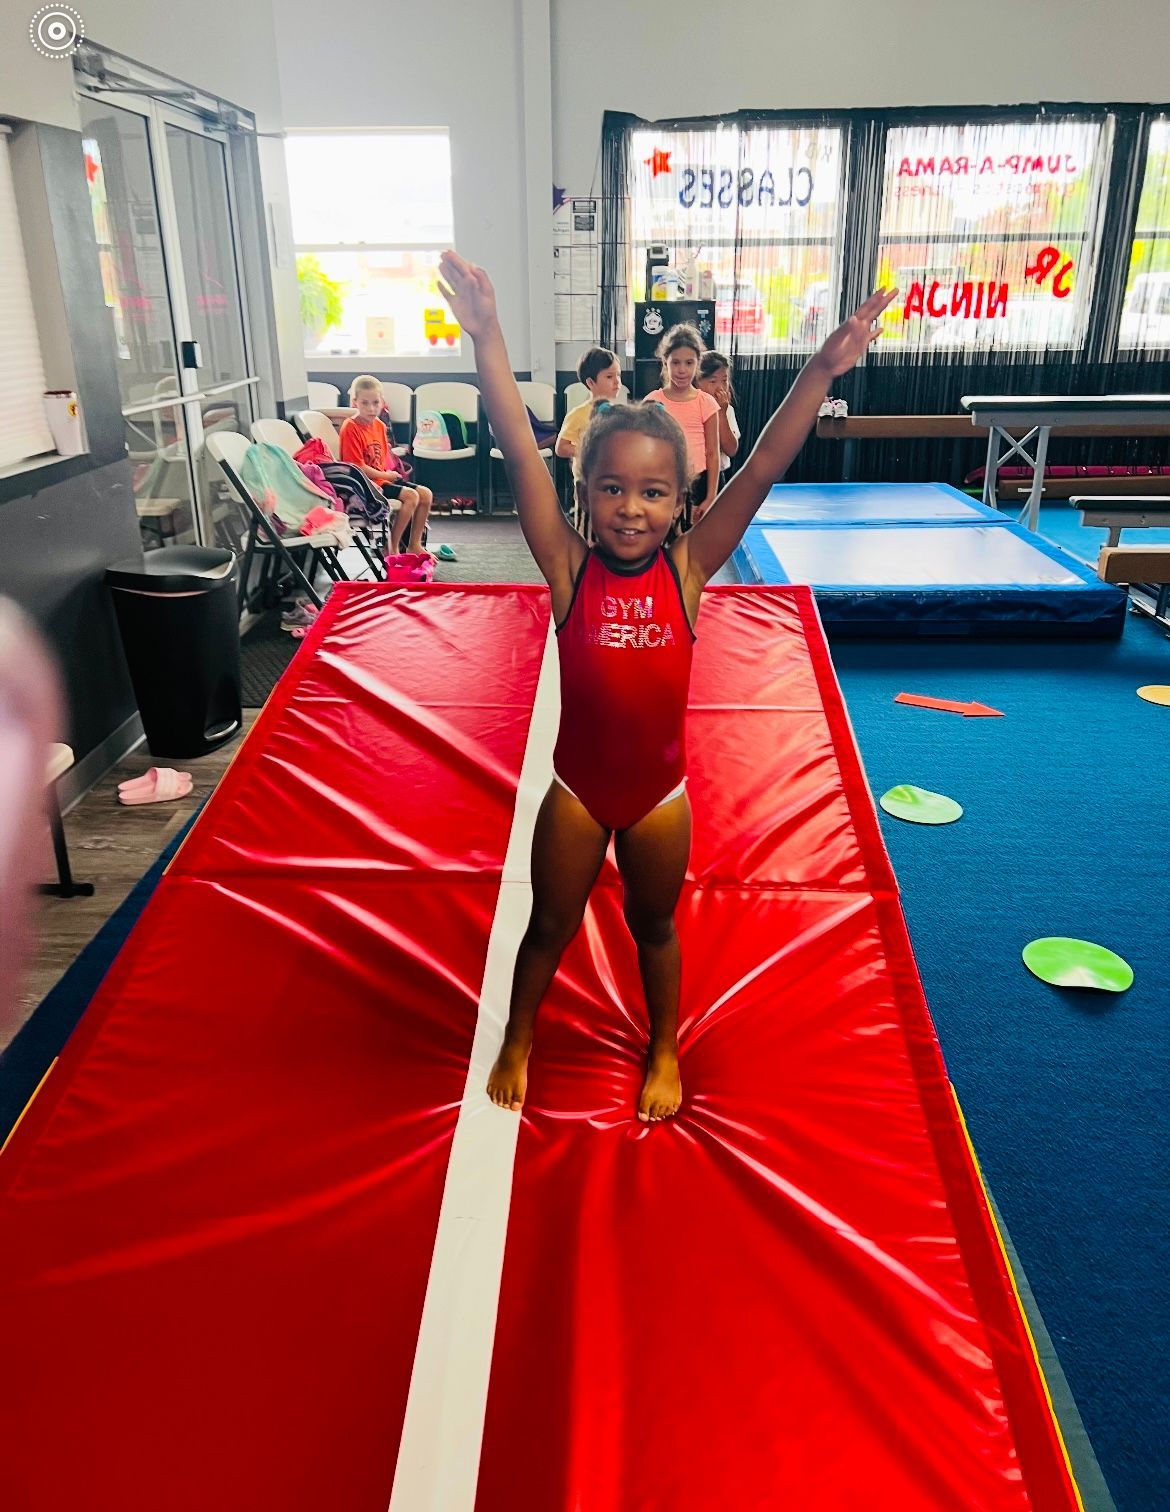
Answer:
[{"left": 338, "top": 375, "right": 434, "bottom": 554}]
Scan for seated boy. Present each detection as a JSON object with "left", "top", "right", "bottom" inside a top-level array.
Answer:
[
  {"left": 555, "top": 347, "right": 622, "bottom": 470},
  {"left": 338, "top": 375, "right": 433, "bottom": 555}
]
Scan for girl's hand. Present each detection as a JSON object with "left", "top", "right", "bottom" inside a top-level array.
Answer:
[
  {"left": 438, "top": 251, "right": 498, "bottom": 338},
  {"left": 816, "top": 287, "right": 899, "bottom": 377}
]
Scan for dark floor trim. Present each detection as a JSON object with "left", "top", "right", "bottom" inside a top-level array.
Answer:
[
  {"left": 59, "top": 712, "right": 144, "bottom": 813},
  {"left": 990, "top": 1193, "right": 1117, "bottom": 1511}
]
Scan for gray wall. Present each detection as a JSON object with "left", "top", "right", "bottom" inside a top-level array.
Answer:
[{"left": 0, "top": 125, "right": 141, "bottom": 771}]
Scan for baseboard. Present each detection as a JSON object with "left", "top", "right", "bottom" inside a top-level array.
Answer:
[
  {"left": 989, "top": 1193, "right": 1117, "bottom": 1511},
  {"left": 59, "top": 713, "right": 144, "bottom": 814}
]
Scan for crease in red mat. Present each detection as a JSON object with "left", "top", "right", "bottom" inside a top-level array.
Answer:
[
  {"left": 0, "top": 584, "right": 549, "bottom": 1512},
  {"left": 475, "top": 586, "right": 1079, "bottom": 1512},
  {"left": 0, "top": 584, "right": 1077, "bottom": 1512}
]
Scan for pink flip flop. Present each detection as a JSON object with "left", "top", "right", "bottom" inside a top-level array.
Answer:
[
  {"left": 117, "top": 767, "right": 164, "bottom": 795},
  {"left": 117, "top": 767, "right": 193, "bottom": 805}
]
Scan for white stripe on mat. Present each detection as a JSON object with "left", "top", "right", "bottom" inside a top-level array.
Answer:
[{"left": 388, "top": 627, "right": 559, "bottom": 1512}]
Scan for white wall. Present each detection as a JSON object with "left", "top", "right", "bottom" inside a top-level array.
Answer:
[
  {"left": 547, "top": 0, "right": 1170, "bottom": 366},
  {"left": 551, "top": 0, "right": 1170, "bottom": 194},
  {"left": 1, "top": 0, "right": 285, "bottom": 132},
  {"left": 4, "top": 0, "right": 1169, "bottom": 391},
  {"left": 255, "top": 137, "right": 309, "bottom": 401},
  {"left": 271, "top": 0, "right": 534, "bottom": 370}
]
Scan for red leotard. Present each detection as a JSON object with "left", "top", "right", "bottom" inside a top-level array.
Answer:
[{"left": 553, "top": 548, "right": 695, "bottom": 831}]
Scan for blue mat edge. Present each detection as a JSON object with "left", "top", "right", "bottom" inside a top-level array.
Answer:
[
  {"left": 736, "top": 513, "right": 1126, "bottom": 637},
  {"left": 0, "top": 813, "right": 199, "bottom": 1142}
]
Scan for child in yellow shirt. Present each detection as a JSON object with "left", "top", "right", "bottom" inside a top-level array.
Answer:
[{"left": 555, "top": 347, "right": 623, "bottom": 471}]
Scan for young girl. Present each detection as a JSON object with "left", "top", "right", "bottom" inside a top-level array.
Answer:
[
  {"left": 438, "top": 250, "right": 895, "bottom": 1124},
  {"left": 643, "top": 324, "right": 720, "bottom": 526},
  {"left": 697, "top": 349, "right": 740, "bottom": 500}
]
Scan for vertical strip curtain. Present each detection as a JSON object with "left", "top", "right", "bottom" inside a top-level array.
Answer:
[{"left": 600, "top": 107, "right": 1170, "bottom": 488}]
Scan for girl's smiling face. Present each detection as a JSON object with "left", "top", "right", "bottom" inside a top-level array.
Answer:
[{"left": 580, "top": 431, "right": 686, "bottom": 561}]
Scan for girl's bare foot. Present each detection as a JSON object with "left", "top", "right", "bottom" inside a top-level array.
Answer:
[
  {"left": 638, "top": 1045, "right": 682, "bottom": 1123},
  {"left": 487, "top": 1029, "right": 531, "bottom": 1111}
]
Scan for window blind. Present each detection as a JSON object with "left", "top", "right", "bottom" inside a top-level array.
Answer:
[{"left": 0, "top": 133, "right": 54, "bottom": 469}]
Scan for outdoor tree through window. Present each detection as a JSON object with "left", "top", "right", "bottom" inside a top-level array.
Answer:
[{"left": 286, "top": 132, "right": 458, "bottom": 360}]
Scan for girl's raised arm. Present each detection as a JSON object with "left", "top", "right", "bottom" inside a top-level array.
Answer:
[
  {"left": 677, "top": 287, "right": 898, "bottom": 585},
  {"left": 439, "top": 252, "right": 583, "bottom": 591}
]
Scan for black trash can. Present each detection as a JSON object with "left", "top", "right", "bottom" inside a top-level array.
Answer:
[{"left": 107, "top": 546, "right": 242, "bottom": 758}]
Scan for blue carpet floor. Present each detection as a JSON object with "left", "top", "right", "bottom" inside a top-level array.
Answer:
[{"left": 833, "top": 607, "right": 1170, "bottom": 1511}]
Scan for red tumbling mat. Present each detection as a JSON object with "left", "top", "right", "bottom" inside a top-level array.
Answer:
[{"left": 0, "top": 584, "right": 1080, "bottom": 1511}]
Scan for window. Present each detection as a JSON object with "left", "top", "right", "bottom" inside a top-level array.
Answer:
[
  {"left": 0, "top": 132, "right": 54, "bottom": 468},
  {"left": 875, "top": 119, "right": 1112, "bottom": 354},
  {"left": 627, "top": 123, "right": 846, "bottom": 352},
  {"left": 286, "top": 132, "right": 457, "bottom": 360},
  {"left": 82, "top": 106, "right": 179, "bottom": 405},
  {"left": 1119, "top": 117, "right": 1170, "bottom": 351}
]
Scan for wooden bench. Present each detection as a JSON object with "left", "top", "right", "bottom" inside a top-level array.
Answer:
[
  {"left": 1016, "top": 475, "right": 1170, "bottom": 502},
  {"left": 815, "top": 414, "right": 1170, "bottom": 441},
  {"left": 1095, "top": 540, "right": 1170, "bottom": 631},
  {"left": 815, "top": 415, "right": 1170, "bottom": 500},
  {"left": 1097, "top": 545, "right": 1170, "bottom": 584}
]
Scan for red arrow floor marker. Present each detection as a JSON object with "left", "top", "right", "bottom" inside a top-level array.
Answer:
[{"left": 895, "top": 693, "right": 1004, "bottom": 718}]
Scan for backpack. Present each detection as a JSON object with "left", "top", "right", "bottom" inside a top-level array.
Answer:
[
  {"left": 239, "top": 442, "right": 354, "bottom": 547},
  {"left": 440, "top": 411, "right": 469, "bottom": 449},
  {"left": 488, "top": 406, "right": 558, "bottom": 451},
  {"left": 414, "top": 409, "right": 450, "bottom": 452},
  {"left": 413, "top": 409, "right": 470, "bottom": 452},
  {"left": 528, "top": 408, "right": 559, "bottom": 450}
]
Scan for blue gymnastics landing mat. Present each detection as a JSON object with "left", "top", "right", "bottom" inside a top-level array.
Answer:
[
  {"left": 732, "top": 484, "right": 1126, "bottom": 638},
  {"left": 755, "top": 481, "right": 1004, "bottom": 524}
]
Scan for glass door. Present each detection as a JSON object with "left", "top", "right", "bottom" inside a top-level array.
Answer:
[{"left": 79, "top": 92, "right": 259, "bottom": 553}]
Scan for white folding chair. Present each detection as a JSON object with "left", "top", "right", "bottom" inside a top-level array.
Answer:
[
  {"left": 563, "top": 380, "right": 628, "bottom": 415},
  {"left": 0, "top": 600, "right": 88, "bottom": 1048},
  {"left": 307, "top": 381, "right": 340, "bottom": 408},
  {"left": 413, "top": 381, "right": 480, "bottom": 510},
  {"left": 488, "top": 381, "right": 556, "bottom": 514},
  {"left": 382, "top": 382, "right": 413, "bottom": 457},
  {"left": 40, "top": 742, "right": 93, "bottom": 898},
  {"left": 207, "top": 432, "right": 350, "bottom": 611},
  {"left": 518, "top": 381, "right": 556, "bottom": 437},
  {"left": 250, "top": 417, "right": 302, "bottom": 456},
  {"left": 293, "top": 410, "right": 341, "bottom": 459},
  {"left": 294, "top": 410, "right": 400, "bottom": 558},
  {"left": 564, "top": 381, "right": 590, "bottom": 414},
  {"left": 249, "top": 420, "right": 387, "bottom": 580}
]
